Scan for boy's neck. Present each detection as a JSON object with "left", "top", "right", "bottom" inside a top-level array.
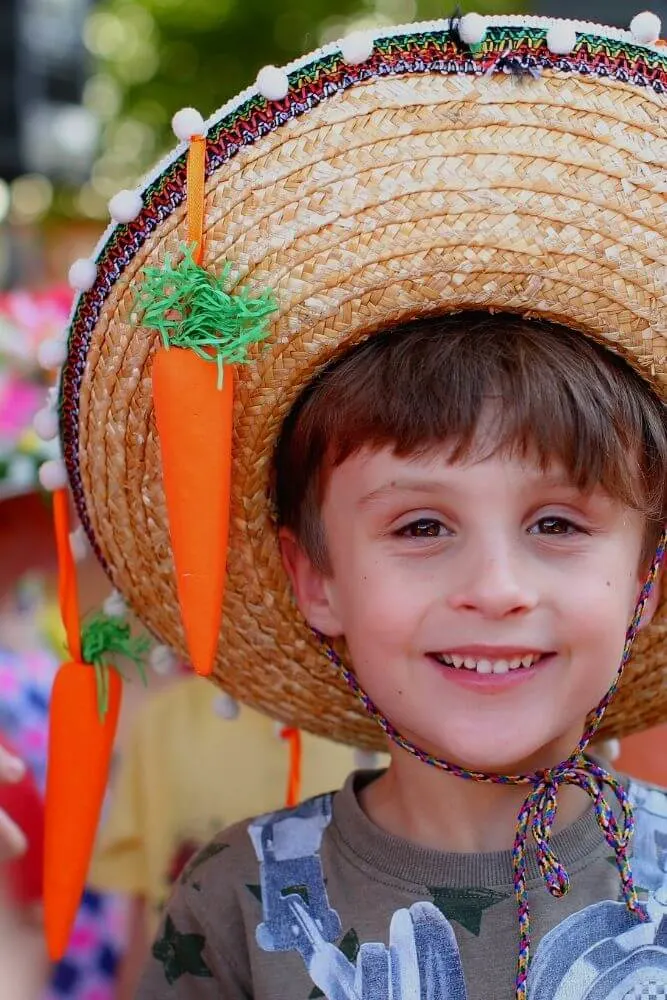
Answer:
[{"left": 359, "top": 741, "right": 592, "bottom": 855}]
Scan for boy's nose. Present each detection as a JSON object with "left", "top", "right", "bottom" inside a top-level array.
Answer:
[{"left": 447, "top": 547, "right": 538, "bottom": 619}]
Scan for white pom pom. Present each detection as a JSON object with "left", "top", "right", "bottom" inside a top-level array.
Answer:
[
  {"left": 103, "top": 589, "right": 127, "bottom": 618},
  {"left": 68, "top": 258, "right": 97, "bottom": 292},
  {"left": 37, "top": 338, "right": 68, "bottom": 371},
  {"left": 546, "top": 23, "right": 578, "bottom": 55},
  {"left": 108, "top": 189, "right": 143, "bottom": 224},
  {"left": 354, "top": 749, "right": 381, "bottom": 770},
  {"left": 149, "top": 644, "right": 180, "bottom": 676},
  {"left": 38, "top": 459, "right": 68, "bottom": 492},
  {"left": 458, "top": 12, "right": 487, "bottom": 45},
  {"left": 69, "top": 525, "right": 90, "bottom": 562},
  {"left": 340, "top": 30, "right": 375, "bottom": 65},
  {"left": 171, "top": 107, "right": 205, "bottom": 142},
  {"left": 597, "top": 738, "right": 621, "bottom": 762},
  {"left": 630, "top": 11, "right": 661, "bottom": 44},
  {"left": 213, "top": 693, "right": 240, "bottom": 720},
  {"left": 256, "top": 65, "right": 289, "bottom": 101},
  {"left": 33, "top": 407, "right": 59, "bottom": 441}
]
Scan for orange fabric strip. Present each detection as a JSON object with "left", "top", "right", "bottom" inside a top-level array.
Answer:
[
  {"left": 53, "top": 489, "right": 81, "bottom": 662},
  {"left": 280, "top": 727, "right": 303, "bottom": 808},
  {"left": 187, "top": 135, "right": 207, "bottom": 265}
]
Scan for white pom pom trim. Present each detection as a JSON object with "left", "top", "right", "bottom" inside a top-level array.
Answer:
[
  {"left": 546, "top": 23, "right": 578, "bottom": 55},
  {"left": 69, "top": 526, "right": 90, "bottom": 563},
  {"left": 149, "top": 644, "right": 180, "bottom": 675},
  {"left": 256, "top": 65, "right": 289, "bottom": 101},
  {"left": 171, "top": 107, "right": 206, "bottom": 142},
  {"left": 340, "top": 30, "right": 375, "bottom": 65},
  {"left": 354, "top": 749, "right": 381, "bottom": 769},
  {"left": 108, "top": 189, "right": 144, "bottom": 224},
  {"left": 33, "top": 407, "right": 59, "bottom": 441},
  {"left": 213, "top": 693, "right": 240, "bottom": 720},
  {"left": 38, "top": 459, "right": 68, "bottom": 492},
  {"left": 68, "top": 258, "right": 97, "bottom": 292},
  {"left": 458, "top": 12, "right": 487, "bottom": 45},
  {"left": 37, "top": 338, "right": 68, "bottom": 371},
  {"left": 103, "top": 589, "right": 127, "bottom": 618},
  {"left": 630, "top": 11, "right": 661, "bottom": 44}
]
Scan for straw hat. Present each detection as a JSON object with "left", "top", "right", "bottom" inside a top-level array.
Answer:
[{"left": 55, "top": 15, "right": 666, "bottom": 750}]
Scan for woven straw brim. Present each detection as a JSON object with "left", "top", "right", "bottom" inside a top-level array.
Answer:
[{"left": 64, "top": 59, "right": 666, "bottom": 749}]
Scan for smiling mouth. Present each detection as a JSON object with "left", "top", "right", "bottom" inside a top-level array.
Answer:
[{"left": 430, "top": 652, "right": 549, "bottom": 675}]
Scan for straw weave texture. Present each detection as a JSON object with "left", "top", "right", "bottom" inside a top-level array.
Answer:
[{"left": 76, "top": 69, "right": 666, "bottom": 748}]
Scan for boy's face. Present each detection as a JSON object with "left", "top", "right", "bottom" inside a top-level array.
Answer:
[{"left": 282, "top": 444, "right": 658, "bottom": 773}]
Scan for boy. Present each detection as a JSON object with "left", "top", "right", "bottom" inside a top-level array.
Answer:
[
  {"left": 45, "top": 12, "right": 666, "bottom": 1000},
  {"left": 136, "top": 312, "right": 666, "bottom": 998}
]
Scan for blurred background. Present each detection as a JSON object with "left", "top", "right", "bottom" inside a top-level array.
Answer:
[
  {"left": 0, "top": 2, "right": 664, "bottom": 998},
  {"left": 0, "top": 0, "right": 664, "bottom": 284}
]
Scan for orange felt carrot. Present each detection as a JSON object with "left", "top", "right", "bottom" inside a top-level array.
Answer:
[
  {"left": 46, "top": 492, "right": 149, "bottom": 959},
  {"left": 151, "top": 351, "right": 234, "bottom": 676},
  {"left": 44, "top": 660, "right": 122, "bottom": 960},
  {"left": 134, "top": 136, "right": 277, "bottom": 676},
  {"left": 44, "top": 610, "right": 148, "bottom": 961}
]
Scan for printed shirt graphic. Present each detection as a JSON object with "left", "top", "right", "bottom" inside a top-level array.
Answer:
[
  {"left": 246, "top": 781, "right": 667, "bottom": 1000},
  {"left": 136, "top": 772, "right": 667, "bottom": 1000}
]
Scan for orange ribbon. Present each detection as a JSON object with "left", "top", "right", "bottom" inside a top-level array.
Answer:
[
  {"left": 280, "top": 727, "right": 303, "bottom": 807},
  {"left": 53, "top": 489, "right": 81, "bottom": 662},
  {"left": 187, "top": 135, "right": 207, "bottom": 264}
]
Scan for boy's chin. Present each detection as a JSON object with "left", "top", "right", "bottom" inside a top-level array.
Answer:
[{"left": 404, "top": 726, "right": 581, "bottom": 777}]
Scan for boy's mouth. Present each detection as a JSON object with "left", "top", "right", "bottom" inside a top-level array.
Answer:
[{"left": 430, "top": 651, "right": 548, "bottom": 675}]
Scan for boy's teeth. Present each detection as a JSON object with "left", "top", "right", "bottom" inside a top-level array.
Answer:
[{"left": 438, "top": 653, "right": 541, "bottom": 673}]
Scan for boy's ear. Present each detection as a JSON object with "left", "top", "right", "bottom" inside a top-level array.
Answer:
[
  {"left": 638, "top": 570, "right": 662, "bottom": 630},
  {"left": 278, "top": 528, "right": 344, "bottom": 637}
]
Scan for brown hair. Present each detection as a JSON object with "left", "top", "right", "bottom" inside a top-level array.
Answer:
[{"left": 274, "top": 313, "right": 667, "bottom": 570}]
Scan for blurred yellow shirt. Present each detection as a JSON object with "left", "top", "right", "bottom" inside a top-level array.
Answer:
[{"left": 89, "top": 677, "right": 363, "bottom": 935}]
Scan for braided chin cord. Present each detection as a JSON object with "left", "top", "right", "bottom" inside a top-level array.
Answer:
[{"left": 317, "top": 528, "right": 665, "bottom": 999}]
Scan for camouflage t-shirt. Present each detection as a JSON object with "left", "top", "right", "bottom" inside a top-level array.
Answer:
[{"left": 137, "top": 770, "right": 667, "bottom": 999}]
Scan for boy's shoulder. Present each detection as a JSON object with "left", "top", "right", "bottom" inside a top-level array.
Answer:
[
  {"left": 625, "top": 773, "right": 667, "bottom": 821},
  {"left": 622, "top": 775, "right": 667, "bottom": 889}
]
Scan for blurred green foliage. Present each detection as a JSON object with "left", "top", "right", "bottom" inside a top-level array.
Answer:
[{"left": 75, "top": 0, "right": 525, "bottom": 218}]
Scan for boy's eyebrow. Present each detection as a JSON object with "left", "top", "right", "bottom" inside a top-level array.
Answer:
[
  {"left": 357, "top": 470, "right": 585, "bottom": 508},
  {"left": 357, "top": 479, "right": 451, "bottom": 507}
]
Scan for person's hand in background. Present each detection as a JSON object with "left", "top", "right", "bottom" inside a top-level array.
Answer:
[{"left": 0, "top": 744, "right": 27, "bottom": 862}]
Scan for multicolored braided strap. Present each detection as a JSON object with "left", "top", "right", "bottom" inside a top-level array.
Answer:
[{"left": 318, "top": 528, "right": 666, "bottom": 999}]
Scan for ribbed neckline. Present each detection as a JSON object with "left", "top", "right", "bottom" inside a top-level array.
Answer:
[{"left": 331, "top": 770, "right": 616, "bottom": 890}]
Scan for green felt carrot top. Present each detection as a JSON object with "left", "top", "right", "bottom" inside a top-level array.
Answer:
[
  {"left": 81, "top": 613, "right": 150, "bottom": 719},
  {"left": 135, "top": 244, "right": 278, "bottom": 387}
]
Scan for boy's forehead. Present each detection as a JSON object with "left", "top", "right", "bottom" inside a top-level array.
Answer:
[{"left": 332, "top": 445, "right": 583, "bottom": 500}]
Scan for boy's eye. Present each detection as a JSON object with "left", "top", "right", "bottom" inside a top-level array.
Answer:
[
  {"left": 529, "top": 516, "right": 582, "bottom": 536},
  {"left": 397, "top": 518, "right": 447, "bottom": 538}
]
